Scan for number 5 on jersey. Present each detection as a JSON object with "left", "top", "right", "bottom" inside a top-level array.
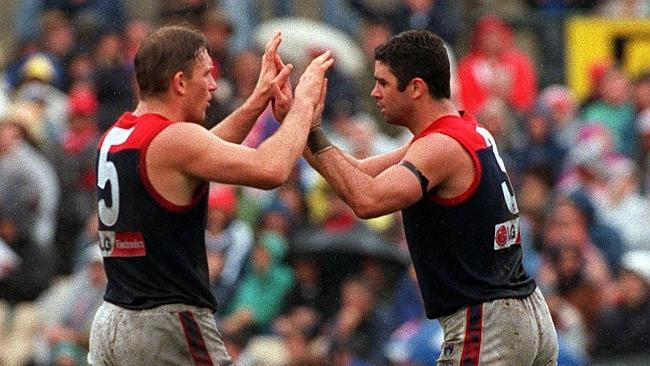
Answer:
[{"left": 97, "top": 127, "right": 134, "bottom": 227}]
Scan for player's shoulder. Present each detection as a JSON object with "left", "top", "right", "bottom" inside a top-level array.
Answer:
[
  {"left": 408, "top": 131, "right": 466, "bottom": 158},
  {"left": 157, "top": 121, "right": 211, "bottom": 142}
]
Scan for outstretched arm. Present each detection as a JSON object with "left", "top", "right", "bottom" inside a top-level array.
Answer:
[
  {"left": 303, "top": 88, "right": 457, "bottom": 218},
  {"left": 210, "top": 32, "right": 292, "bottom": 143},
  {"left": 158, "top": 51, "right": 335, "bottom": 190},
  {"left": 303, "top": 82, "right": 408, "bottom": 177},
  {"left": 305, "top": 139, "right": 421, "bottom": 218}
]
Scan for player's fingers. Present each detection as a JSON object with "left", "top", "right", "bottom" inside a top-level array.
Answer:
[
  {"left": 265, "top": 31, "right": 281, "bottom": 52},
  {"left": 273, "top": 84, "right": 290, "bottom": 104},
  {"left": 264, "top": 32, "right": 282, "bottom": 60},
  {"left": 320, "top": 78, "right": 328, "bottom": 102},
  {"left": 319, "top": 58, "right": 335, "bottom": 73},
  {"left": 282, "top": 76, "right": 293, "bottom": 95},
  {"left": 315, "top": 78, "right": 328, "bottom": 114},
  {"left": 274, "top": 53, "right": 285, "bottom": 72},
  {"left": 313, "top": 50, "right": 332, "bottom": 64},
  {"left": 273, "top": 63, "right": 293, "bottom": 86}
]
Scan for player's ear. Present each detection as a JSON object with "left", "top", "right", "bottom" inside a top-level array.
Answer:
[
  {"left": 410, "top": 78, "right": 427, "bottom": 99},
  {"left": 171, "top": 71, "right": 186, "bottom": 95}
]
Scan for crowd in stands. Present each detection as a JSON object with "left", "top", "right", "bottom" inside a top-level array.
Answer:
[{"left": 0, "top": 0, "right": 649, "bottom": 365}]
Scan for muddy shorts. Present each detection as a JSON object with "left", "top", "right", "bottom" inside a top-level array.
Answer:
[
  {"left": 436, "top": 287, "right": 558, "bottom": 366},
  {"left": 88, "top": 301, "right": 232, "bottom": 366}
]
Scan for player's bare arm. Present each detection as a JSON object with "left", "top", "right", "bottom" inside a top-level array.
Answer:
[
  {"left": 306, "top": 132, "right": 471, "bottom": 219},
  {"left": 305, "top": 80, "right": 408, "bottom": 177},
  {"left": 148, "top": 50, "right": 334, "bottom": 201},
  {"left": 341, "top": 145, "right": 409, "bottom": 177},
  {"left": 210, "top": 32, "right": 293, "bottom": 143}
]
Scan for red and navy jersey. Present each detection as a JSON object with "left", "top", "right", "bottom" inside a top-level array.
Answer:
[
  {"left": 95, "top": 112, "right": 217, "bottom": 312},
  {"left": 402, "top": 112, "right": 535, "bottom": 319}
]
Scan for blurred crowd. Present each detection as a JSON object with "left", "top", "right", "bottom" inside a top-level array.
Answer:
[{"left": 0, "top": 0, "right": 649, "bottom": 365}]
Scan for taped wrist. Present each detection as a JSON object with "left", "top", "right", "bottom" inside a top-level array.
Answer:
[{"left": 307, "top": 127, "right": 333, "bottom": 154}]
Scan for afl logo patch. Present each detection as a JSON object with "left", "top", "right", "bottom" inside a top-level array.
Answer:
[
  {"left": 496, "top": 225, "right": 508, "bottom": 246},
  {"left": 443, "top": 342, "right": 455, "bottom": 357}
]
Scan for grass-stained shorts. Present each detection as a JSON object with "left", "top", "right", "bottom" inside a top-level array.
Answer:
[
  {"left": 436, "top": 287, "right": 558, "bottom": 366},
  {"left": 88, "top": 301, "right": 232, "bottom": 365}
]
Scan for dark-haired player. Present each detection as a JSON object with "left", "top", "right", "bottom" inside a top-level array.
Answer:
[{"left": 305, "top": 30, "right": 558, "bottom": 365}]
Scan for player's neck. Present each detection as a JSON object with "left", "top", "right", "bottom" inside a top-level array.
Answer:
[
  {"left": 132, "top": 97, "right": 185, "bottom": 122},
  {"left": 410, "top": 99, "right": 459, "bottom": 136}
]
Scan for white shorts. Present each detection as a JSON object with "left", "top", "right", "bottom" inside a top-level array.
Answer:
[
  {"left": 88, "top": 301, "right": 232, "bottom": 366},
  {"left": 436, "top": 287, "right": 558, "bottom": 366}
]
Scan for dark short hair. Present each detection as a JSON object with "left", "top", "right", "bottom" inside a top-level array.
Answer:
[
  {"left": 134, "top": 25, "right": 208, "bottom": 98},
  {"left": 374, "top": 30, "right": 450, "bottom": 99}
]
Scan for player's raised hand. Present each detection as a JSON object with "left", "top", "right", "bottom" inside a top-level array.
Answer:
[
  {"left": 294, "top": 50, "right": 334, "bottom": 107},
  {"left": 311, "top": 78, "right": 328, "bottom": 129},
  {"left": 271, "top": 53, "right": 294, "bottom": 122},
  {"left": 252, "top": 32, "right": 293, "bottom": 102}
]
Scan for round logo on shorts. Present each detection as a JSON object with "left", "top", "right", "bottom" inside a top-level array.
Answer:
[{"left": 496, "top": 225, "right": 508, "bottom": 246}]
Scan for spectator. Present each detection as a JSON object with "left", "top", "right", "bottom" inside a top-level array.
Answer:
[
  {"left": 388, "top": 264, "right": 425, "bottom": 329},
  {"left": 8, "top": 10, "right": 71, "bottom": 91},
  {"left": 558, "top": 122, "right": 616, "bottom": 202},
  {"left": 124, "top": 17, "right": 151, "bottom": 67},
  {"left": 205, "top": 184, "right": 254, "bottom": 311},
  {"left": 356, "top": 18, "right": 394, "bottom": 127},
  {"left": 565, "top": 189, "right": 626, "bottom": 271},
  {"left": 350, "top": 0, "right": 462, "bottom": 47},
  {"left": 34, "top": 245, "right": 107, "bottom": 366},
  {"left": 92, "top": 31, "right": 136, "bottom": 132},
  {"left": 581, "top": 67, "right": 636, "bottom": 156},
  {"left": 391, "top": 0, "right": 463, "bottom": 47},
  {"left": 511, "top": 102, "right": 567, "bottom": 183},
  {"left": 13, "top": 53, "right": 69, "bottom": 142},
  {"left": 538, "top": 84, "right": 581, "bottom": 151},
  {"left": 636, "top": 110, "right": 650, "bottom": 192},
  {"left": 538, "top": 245, "right": 604, "bottom": 345},
  {"left": 632, "top": 72, "right": 650, "bottom": 115},
  {"left": 598, "top": 156, "right": 650, "bottom": 252},
  {"left": 222, "top": 231, "right": 295, "bottom": 335},
  {"left": 0, "top": 208, "right": 52, "bottom": 304},
  {"left": 515, "top": 165, "right": 554, "bottom": 276},
  {"left": 201, "top": 9, "right": 235, "bottom": 80},
  {"left": 220, "top": 0, "right": 293, "bottom": 53},
  {"left": 539, "top": 195, "right": 617, "bottom": 334},
  {"left": 45, "top": 87, "right": 100, "bottom": 275},
  {"left": 44, "top": 0, "right": 126, "bottom": 51},
  {"left": 37, "top": 10, "right": 76, "bottom": 90},
  {"left": 325, "top": 276, "right": 388, "bottom": 365},
  {"left": 66, "top": 52, "right": 94, "bottom": 89},
  {"left": 0, "top": 102, "right": 60, "bottom": 252},
  {"left": 597, "top": 0, "right": 649, "bottom": 18},
  {"left": 275, "top": 255, "right": 326, "bottom": 329},
  {"left": 200, "top": 9, "right": 237, "bottom": 127},
  {"left": 457, "top": 15, "right": 537, "bottom": 115},
  {"left": 591, "top": 250, "right": 650, "bottom": 363}
]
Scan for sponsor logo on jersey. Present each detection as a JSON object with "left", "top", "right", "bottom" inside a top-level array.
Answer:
[
  {"left": 99, "top": 230, "right": 146, "bottom": 257},
  {"left": 493, "top": 217, "right": 521, "bottom": 250}
]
